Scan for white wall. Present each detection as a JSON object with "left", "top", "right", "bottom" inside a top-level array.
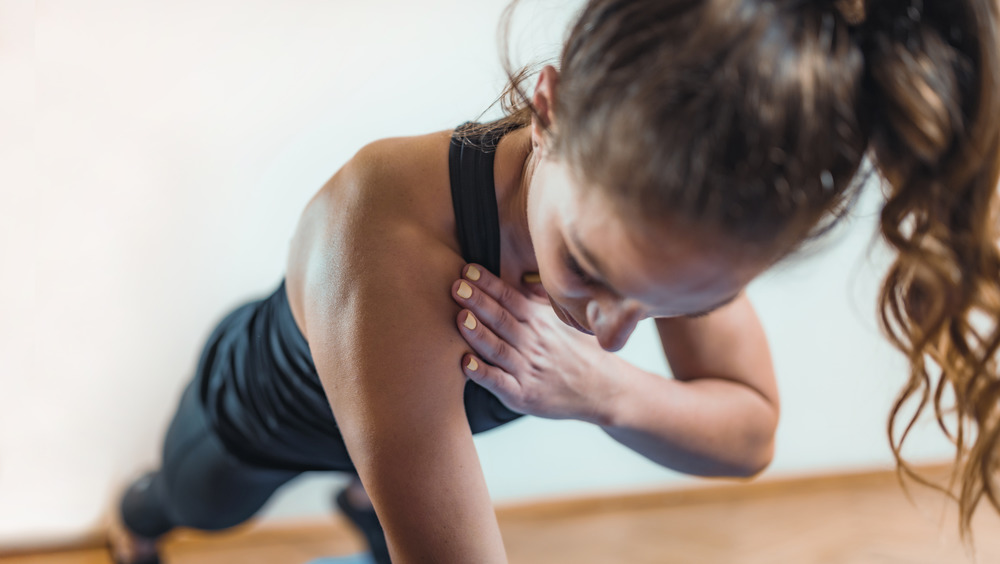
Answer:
[{"left": 0, "top": 0, "right": 956, "bottom": 548}]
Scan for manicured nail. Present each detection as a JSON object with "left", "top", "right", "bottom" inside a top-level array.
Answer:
[
  {"left": 465, "top": 265, "right": 481, "bottom": 281},
  {"left": 523, "top": 272, "right": 542, "bottom": 284},
  {"left": 457, "top": 281, "right": 473, "bottom": 299},
  {"left": 466, "top": 357, "right": 479, "bottom": 371},
  {"left": 464, "top": 312, "right": 477, "bottom": 330}
]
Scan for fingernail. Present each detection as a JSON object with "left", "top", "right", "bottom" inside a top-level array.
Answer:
[
  {"left": 523, "top": 272, "right": 541, "bottom": 284},
  {"left": 465, "top": 265, "right": 481, "bottom": 281},
  {"left": 457, "top": 281, "right": 473, "bottom": 299},
  {"left": 463, "top": 312, "right": 477, "bottom": 330},
  {"left": 466, "top": 357, "right": 479, "bottom": 371}
]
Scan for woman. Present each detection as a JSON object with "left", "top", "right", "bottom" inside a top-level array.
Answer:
[{"left": 110, "top": 0, "right": 1000, "bottom": 562}]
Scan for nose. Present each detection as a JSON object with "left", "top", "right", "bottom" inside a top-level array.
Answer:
[{"left": 586, "top": 298, "right": 644, "bottom": 352}]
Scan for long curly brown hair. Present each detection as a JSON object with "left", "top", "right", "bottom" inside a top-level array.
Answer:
[{"left": 483, "top": 0, "right": 1000, "bottom": 537}]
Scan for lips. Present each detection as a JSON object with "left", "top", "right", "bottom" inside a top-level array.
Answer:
[{"left": 552, "top": 300, "right": 594, "bottom": 335}]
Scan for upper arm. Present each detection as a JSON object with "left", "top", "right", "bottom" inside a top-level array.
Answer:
[
  {"left": 302, "top": 221, "right": 506, "bottom": 562},
  {"left": 654, "top": 294, "right": 780, "bottom": 412}
]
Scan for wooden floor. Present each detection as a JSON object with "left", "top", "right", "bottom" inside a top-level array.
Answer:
[{"left": 4, "top": 467, "right": 1000, "bottom": 564}]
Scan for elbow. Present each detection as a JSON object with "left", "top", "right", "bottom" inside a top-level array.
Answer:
[
  {"left": 697, "top": 439, "right": 773, "bottom": 479},
  {"left": 735, "top": 393, "right": 779, "bottom": 478},
  {"left": 721, "top": 404, "right": 778, "bottom": 479},
  {"left": 734, "top": 410, "right": 778, "bottom": 478},
  {"left": 694, "top": 434, "right": 775, "bottom": 479},
  {"left": 735, "top": 438, "right": 775, "bottom": 478}
]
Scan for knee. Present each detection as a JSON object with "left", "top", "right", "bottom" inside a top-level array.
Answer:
[
  {"left": 162, "top": 473, "right": 263, "bottom": 532},
  {"left": 120, "top": 472, "right": 174, "bottom": 538},
  {"left": 164, "top": 493, "right": 253, "bottom": 532},
  {"left": 161, "top": 453, "right": 293, "bottom": 531}
]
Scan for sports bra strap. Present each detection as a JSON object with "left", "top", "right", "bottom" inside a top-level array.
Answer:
[
  {"left": 448, "top": 120, "right": 526, "bottom": 431},
  {"left": 448, "top": 121, "right": 521, "bottom": 276}
]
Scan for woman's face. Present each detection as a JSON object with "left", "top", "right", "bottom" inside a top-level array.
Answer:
[{"left": 526, "top": 156, "right": 771, "bottom": 352}]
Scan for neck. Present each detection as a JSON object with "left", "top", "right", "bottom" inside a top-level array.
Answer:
[{"left": 493, "top": 125, "right": 539, "bottom": 278}]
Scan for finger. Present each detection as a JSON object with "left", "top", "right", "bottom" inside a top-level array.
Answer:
[
  {"left": 461, "top": 353, "right": 523, "bottom": 413},
  {"left": 461, "top": 264, "right": 534, "bottom": 320},
  {"left": 456, "top": 310, "right": 522, "bottom": 376},
  {"left": 452, "top": 278, "right": 529, "bottom": 345}
]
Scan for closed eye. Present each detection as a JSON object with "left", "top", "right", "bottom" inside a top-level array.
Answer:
[{"left": 565, "top": 251, "right": 599, "bottom": 286}]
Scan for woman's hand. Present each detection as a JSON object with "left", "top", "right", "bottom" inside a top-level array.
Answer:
[{"left": 451, "top": 264, "right": 618, "bottom": 424}]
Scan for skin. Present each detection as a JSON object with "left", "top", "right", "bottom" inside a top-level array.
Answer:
[
  {"left": 100, "top": 64, "right": 778, "bottom": 564},
  {"left": 112, "top": 65, "right": 781, "bottom": 563}
]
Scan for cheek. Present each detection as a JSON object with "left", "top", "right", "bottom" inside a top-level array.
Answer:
[
  {"left": 527, "top": 187, "right": 589, "bottom": 302},
  {"left": 527, "top": 229, "right": 568, "bottom": 300},
  {"left": 534, "top": 234, "right": 563, "bottom": 292},
  {"left": 540, "top": 249, "right": 590, "bottom": 302}
]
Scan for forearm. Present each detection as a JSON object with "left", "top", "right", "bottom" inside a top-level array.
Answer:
[
  {"left": 447, "top": 259, "right": 778, "bottom": 478},
  {"left": 590, "top": 354, "right": 779, "bottom": 478},
  {"left": 308, "top": 231, "right": 509, "bottom": 563}
]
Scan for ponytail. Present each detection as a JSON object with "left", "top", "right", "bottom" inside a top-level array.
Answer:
[{"left": 859, "top": 0, "right": 1000, "bottom": 536}]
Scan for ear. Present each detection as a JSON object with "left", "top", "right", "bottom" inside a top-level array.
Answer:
[{"left": 530, "top": 65, "right": 559, "bottom": 154}]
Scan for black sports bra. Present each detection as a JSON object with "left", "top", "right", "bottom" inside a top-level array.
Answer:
[{"left": 449, "top": 121, "right": 525, "bottom": 432}]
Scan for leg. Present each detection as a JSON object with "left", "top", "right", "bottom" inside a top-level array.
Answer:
[{"left": 113, "top": 379, "right": 301, "bottom": 562}]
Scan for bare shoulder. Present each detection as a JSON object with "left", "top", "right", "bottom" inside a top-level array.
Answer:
[
  {"left": 352, "top": 130, "right": 454, "bottom": 190},
  {"left": 285, "top": 128, "right": 459, "bottom": 338},
  {"left": 332, "top": 129, "right": 456, "bottom": 224},
  {"left": 293, "top": 126, "right": 472, "bottom": 416}
]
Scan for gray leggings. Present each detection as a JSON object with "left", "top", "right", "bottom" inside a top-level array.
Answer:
[{"left": 119, "top": 379, "right": 302, "bottom": 538}]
